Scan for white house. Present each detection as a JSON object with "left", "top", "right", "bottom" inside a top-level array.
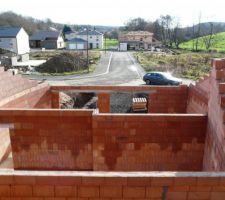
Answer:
[
  {"left": 76, "top": 30, "right": 104, "bottom": 49},
  {"left": 0, "top": 27, "right": 30, "bottom": 55},
  {"left": 29, "top": 31, "right": 64, "bottom": 49}
]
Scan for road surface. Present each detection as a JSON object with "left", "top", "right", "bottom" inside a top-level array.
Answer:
[
  {"left": 26, "top": 52, "right": 146, "bottom": 86},
  {"left": 26, "top": 51, "right": 194, "bottom": 86}
]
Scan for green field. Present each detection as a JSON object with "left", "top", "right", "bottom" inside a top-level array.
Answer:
[
  {"left": 104, "top": 38, "right": 119, "bottom": 49},
  {"left": 134, "top": 52, "right": 225, "bottom": 80},
  {"left": 180, "top": 32, "right": 225, "bottom": 52}
]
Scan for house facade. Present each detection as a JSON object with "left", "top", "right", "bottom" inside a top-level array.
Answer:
[
  {"left": 119, "top": 31, "right": 161, "bottom": 51},
  {"left": 75, "top": 30, "right": 104, "bottom": 49},
  {"left": 0, "top": 27, "right": 30, "bottom": 55},
  {"left": 29, "top": 31, "right": 64, "bottom": 49}
]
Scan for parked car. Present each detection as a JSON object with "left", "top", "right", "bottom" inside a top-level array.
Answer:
[{"left": 143, "top": 72, "right": 182, "bottom": 85}]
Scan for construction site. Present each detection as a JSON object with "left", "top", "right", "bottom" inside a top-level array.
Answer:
[{"left": 0, "top": 58, "right": 224, "bottom": 199}]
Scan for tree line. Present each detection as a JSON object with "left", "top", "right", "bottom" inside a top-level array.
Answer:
[{"left": 118, "top": 16, "right": 225, "bottom": 51}]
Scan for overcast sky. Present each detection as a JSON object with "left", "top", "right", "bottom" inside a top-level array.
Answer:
[{"left": 0, "top": 0, "right": 225, "bottom": 26}]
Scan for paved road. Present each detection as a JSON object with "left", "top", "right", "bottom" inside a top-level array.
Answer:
[{"left": 27, "top": 52, "right": 146, "bottom": 86}]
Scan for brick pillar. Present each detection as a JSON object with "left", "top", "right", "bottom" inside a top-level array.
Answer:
[
  {"left": 51, "top": 91, "right": 60, "bottom": 109},
  {"left": 97, "top": 92, "right": 110, "bottom": 113}
]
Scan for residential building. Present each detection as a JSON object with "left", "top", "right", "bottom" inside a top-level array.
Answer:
[
  {"left": 118, "top": 31, "right": 161, "bottom": 50},
  {"left": 0, "top": 27, "right": 30, "bottom": 55},
  {"left": 64, "top": 30, "right": 77, "bottom": 41},
  {"left": 67, "top": 38, "right": 87, "bottom": 50},
  {"left": 76, "top": 30, "right": 104, "bottom": 49},
  {"left": 29, "top": 31, "right": 64, "bottom": 49}
]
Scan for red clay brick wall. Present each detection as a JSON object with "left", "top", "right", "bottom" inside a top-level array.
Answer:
[
  {"left": 203, "top": 59, "right": 225, "bottom": 170},
  {"left": 51, "top": 91, "right": 60, "bottom": 109},
  {"left": 0, "top": 69, "right": 52, "bottom": 109},
  {"left": 97, "top": 92, "right": 110, "bottom": 113},
  {"left": 0, "top": 70, "right": 38, "bottom": 101},
  {"left": 0, "top": 171, "right": 224, "bottom": 199},
  {"left": 186, "top": 84, "right": 208, "bottom": 114},
  {"left": 51, "top": 85, "right": 188, "bottom": 113},
  {"left": 0, "top": 109, "right": 206, "bottom": 171},
  {"left": 0, "top": 83, "right": 52, "bottom": 109},
  {"left": 0, "top": 128, "right": 11, "bottom": 163},
  {"left": 1, "top": 110, "right": 93, "bottom": 170},
  {"left": 148, "top": 85, "right": 188, "bottom": 113},
  {"left": 93, "top": 114, "right": 207, "bottom": 171}
]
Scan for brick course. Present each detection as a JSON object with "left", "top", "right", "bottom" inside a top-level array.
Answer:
[
  {"left": 0, "top": 171, "right": 223, "bottom": 199},
  {"left": 93, "top": 114, "right": 207, "bottom": 171}
]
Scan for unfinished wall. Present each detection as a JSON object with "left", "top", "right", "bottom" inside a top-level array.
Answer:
[
  {"left": 0, "top": 68, "right": 52, "bottom": 109},
  {"left": 0, "top": 83, "right": 52, "bottom": 108},
  {"left": 0, "top": 110, "right": 93, "bottom": 170},
  {"left": 203, "top": 59, "right": 225, "bottom": 170},
  {"left": 186, "top": 83, "right": 208, "bottom": 114},
  {"left": 93, "top": 114, "right": 207, "bottom": 171},
  {"left": 0, "top": 128, "right": 10, "bottom": 163},
  {"left": 51, "top": 85, "right": 188, "bottom": 113},
  {"left": 0, "top": 69, "right": 53, "bottom": 168},
  {"left": 0, "top": 170, "right": 224, "bottom": 199},
  {"left": 0, "top": 109, "right": 206, "bottom": 171},
  {"left": 148, "top": 85, "right": 188, "bottom": 113}
]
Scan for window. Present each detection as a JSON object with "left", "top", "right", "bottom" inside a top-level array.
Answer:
[
  {"left": 90, "top": 36, "right": 92, "bottom": 39},
  {"left": 96, "top": 39, "right": 99, "bottom": 41},
  {"left": 140, "top": 38, "right": 143, "bottom": 41},
  {"left": 96, "top": 43, "right": 99, "bottom": 48}
]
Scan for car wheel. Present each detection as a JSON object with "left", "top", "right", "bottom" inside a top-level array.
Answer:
[{"left": 146, "top": 80, "right": 151, "bottom": 85}]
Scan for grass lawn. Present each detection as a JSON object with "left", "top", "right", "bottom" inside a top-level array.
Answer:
[
  {"left": 104, "top": 38, "right": 119, "bottom": 49},
  {"left": 180, "top": 32, "right": 225, "bottom": 52},
  {"left": 134, "top": 52, "right": 225, "bottom": 80}
]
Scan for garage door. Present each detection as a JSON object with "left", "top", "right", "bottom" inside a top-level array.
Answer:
[
  {"left": 69, "top": 44, "right": 76, "bottom": 49},
  {"left": 77, "top": 44, "right": 84, "bottom": 49}
]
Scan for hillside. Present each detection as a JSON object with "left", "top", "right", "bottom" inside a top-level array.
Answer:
[
  {"left": 0, "top": 11, "right": 117, "bottom": 35},
  {"left": 180, "top": 32, "right": 225, "bottom": 52},
  {"left": 181, "top": 22, "right": 225, "bottom": 41},
  {"left": 0, "top": 11, "right": 63, "bottom": 35}
]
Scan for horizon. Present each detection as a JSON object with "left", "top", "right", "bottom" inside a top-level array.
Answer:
[{"left": 0, "top": 0, "right": 225, "bottom": 27}]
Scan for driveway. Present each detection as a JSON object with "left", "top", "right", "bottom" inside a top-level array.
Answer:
[{"left": 27, "top": 51, "right": 146, "bottom": 86}]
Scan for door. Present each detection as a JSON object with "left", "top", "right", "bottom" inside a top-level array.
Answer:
[
  {"left": 90, "top": 43, "right": 93, "bottom": 49},
  {"left": 77, "top": 44, "right": 84, "bottom": 49}
]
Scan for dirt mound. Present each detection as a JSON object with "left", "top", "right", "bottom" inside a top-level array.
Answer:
[{"left": 36, "top": 52, "right": 88, "bottom": 73}]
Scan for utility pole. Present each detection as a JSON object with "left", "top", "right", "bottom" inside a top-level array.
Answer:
[
  {"left": 104, "top": 34, "right": 106, "bottom": 54},
  {"left": 86, "top": 26, "right": 89, "bottom": 73}
]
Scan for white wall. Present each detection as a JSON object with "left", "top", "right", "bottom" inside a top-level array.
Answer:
[
  {"left": 16, "top": 28, "right": 30, "bottom": 55},
  {"left": 76, "top": 34, "right": 103, "bottom": 49},
  {"left": 57, "top": 36, "right": 65, "bottom": 49}
]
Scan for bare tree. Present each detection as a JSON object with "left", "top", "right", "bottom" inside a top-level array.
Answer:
[
  {"left": 172, "top": 21, "right": 185, "bottom": 49},
  {"left": 158, "top": 15, "right": 174, "bottom": 47},
  {"left": 193, "top": 13, "right": 202, "bottom": 51},
  {"left": 202, "top": 22, "right": 214, "bottom": 50}
]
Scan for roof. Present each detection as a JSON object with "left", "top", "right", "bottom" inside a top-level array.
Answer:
[
  {"left": 65, "top": 30, "right": 76, "bottom": 35},
  {"left": 68, "top": 38, "right": 87, "bottom": 43},
  {"left": 0, "top": 27, "right": 22, "bottom": 38},
  {"left": 77, "top": 30, "right": 103, "bottom": 36},
  {"left": 30, "top": 31, "right": 61, "bottom": 41},
  {"left": 120, "top": 31, "right": 153, "bottom": 36}
]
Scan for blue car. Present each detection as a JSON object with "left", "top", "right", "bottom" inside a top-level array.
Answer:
[{"left": 143, "top": 72, "right": 182, "bottom": 85}]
